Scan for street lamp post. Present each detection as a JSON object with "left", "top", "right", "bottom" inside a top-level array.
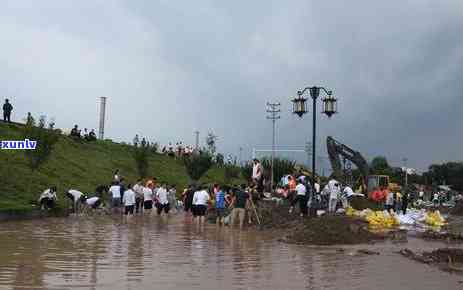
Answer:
[{"left": 292, "top": 86, "right": 338, "bottom": 191}]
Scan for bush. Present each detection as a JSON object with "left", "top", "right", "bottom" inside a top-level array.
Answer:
[
  {"left": 183, "top": 152, "right": 213, "bottom": 181},
  {"left": 224, "top": 164, "right": 240, "bottom": 184},
  {"left": 133, "top": 145, "right": 150, "bottom": 178},
  {"left": 23, "top": 115, "right": 60, "bottom": 172}
]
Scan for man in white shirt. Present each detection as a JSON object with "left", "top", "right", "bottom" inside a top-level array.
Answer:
[
  {"left": 109, "top": 182, "right": 122, "bottom": 214},
  {"left": 192, "top": 186, "right": 210, "bottom": 225},
  {"left": 123, "top": 184, "right": 136, "bottom": 217},
  {"left": 66, "top": 189, "right": 84, "bottom": 213},
  {"left": 133, "top": 179, "right": 144, "bottom": 214},
  {"left": 85, "top": 196, "right": 101, "bottom": 209},
  {"left": 327, "top": 179, "right": 341, "bottom": 214},
  {"left": 252, "top": 159, "right": 263, "bottom": 193},
  {"left": 314, "top": 180, "right": 321, "bottom": 194},
  {"left": 289, "top": 180, "right": 308, "bottom": 216},
  {"left": 155, "top": 184, "right": 170, "bottom": 216},
  {"left": 143, "top": 185, "right": 154, "bottom": 214},
  {"left": 341, "top": 185, "right": 354, "bottom": 208}
]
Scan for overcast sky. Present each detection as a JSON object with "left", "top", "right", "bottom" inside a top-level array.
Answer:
[{"left": 1, "top": 0, "right": 462, "bottom": 172}]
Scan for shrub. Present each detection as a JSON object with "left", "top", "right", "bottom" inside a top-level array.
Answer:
[
  {"left": 133, "top": 145, "right": 150, "bottom": 178},
  {"left": 183, "top": 152, "right": 213, "bottom": 181}
]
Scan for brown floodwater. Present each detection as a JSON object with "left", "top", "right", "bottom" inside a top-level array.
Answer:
[{"left": 0, "top": 214, "right": 462, "bottom": 290}]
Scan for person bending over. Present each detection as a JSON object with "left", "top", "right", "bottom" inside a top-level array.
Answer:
[{"left": 38, "top": 186, "right": 58, "bottom": 210}]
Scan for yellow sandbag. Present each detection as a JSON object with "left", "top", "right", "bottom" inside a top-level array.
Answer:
[
  {"left": 425, "top": 210, "right": 446, "bottom": 227},
  {"left": 346, "top": 207, "right": 356, "bottom": 216},
  {"left": 365, "top": 210, "right": 399, "bottom": 228}
]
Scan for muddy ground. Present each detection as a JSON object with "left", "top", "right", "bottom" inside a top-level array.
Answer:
[
  {"left": 451, "top": 200, "right": 463, "bottom": 216},
  {"left": 400, "top": 248, "right": 463, "bottom": 274}
]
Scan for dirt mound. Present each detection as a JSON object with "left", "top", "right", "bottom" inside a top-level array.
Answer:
[
  {"left": 284, "top": 215, "right": 385, "bottom": 245},
  {"left": 451, "top": 201, "right": 463, "bottom": 216},
  {"left": 349, "top": 196, "right": 383, "bottom": 211},
  {"left": 258, "top": 200, "right": 298, "bottom": 229}
]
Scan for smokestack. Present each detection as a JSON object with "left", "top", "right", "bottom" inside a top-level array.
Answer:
[{"left": 98, "top": 96, "right": 107, "bottom": 140}]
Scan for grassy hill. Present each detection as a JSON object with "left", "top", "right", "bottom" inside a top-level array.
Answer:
[{"left": 0, "top": 122, "right": 244, "bottom": 214}]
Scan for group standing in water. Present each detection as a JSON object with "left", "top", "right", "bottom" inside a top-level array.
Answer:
[{"left": 37, "top": 168, "right": 258, "bottom": 230}]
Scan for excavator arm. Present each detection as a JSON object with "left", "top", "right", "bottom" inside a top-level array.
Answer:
[{"left": 326, "top": 136, "right": 370, "bottom": 184}]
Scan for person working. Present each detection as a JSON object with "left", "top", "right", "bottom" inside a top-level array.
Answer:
[
  {"left": 192, "top": 185, "right": 210, "bottom": 226},
  {"left": 143, "top": 183, "right": 154, "bottom": 214},
  {"left": 182, "top": 185, "right": 195, "bottom": 219},
  {"left": 289, "top": 180, "right": 308, "bottom": 216},
  {"left": 215, "top": 185, "right": 226, "bottom": 225},
  {"left": 229, "top": 185, "right": 249, "bottom": 229},
  {"left": 155, "top": 184, "right": 170, "bottom": 216},
  {"left": 133, "top": 179, "right": 144, "bottom": 214},
  {"left": 342, "top": 185, "right": 355, "bottom": 208},
  {"left": 109, "top": 182, "right": 122, "bottom": 214},
  {"left": 66, "top": 189, "right": 84, "bottom": 213},
  {"left": 252, "top": 159, "right": 263, "bottom": 193},
  {"left": 84, "top": 196, "right": 102, "bottom": 209},
  {"left": 38, "top": 186, "right": 58, "bottom": 210},
  {"left": 122, "top": 184, "right": 136, "bottom": 218},
  {"left": 327, "top": 179, "right": 341, "bottom": 214}
]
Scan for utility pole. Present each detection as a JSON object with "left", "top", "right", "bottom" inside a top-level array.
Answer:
[
  {"left": 403, "top": 157, "right": 408, "bottom": 187},
  {"left": 305, "top": 142, "right": 312, "bottom": 168},
  {"left": 239, "top": 147, "right": 243, "bottom": 166},
  {"left": 194, "top": 131, "right": 200, "bottom": 151},
  {"left": 266, "top": 102, "right": 281, "bottom": 192}
]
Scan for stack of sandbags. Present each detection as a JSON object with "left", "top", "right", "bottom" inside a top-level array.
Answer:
[
  {"left": 365, "top": 210, "right": 400, "bottom": 228},
  {"left": 425, "top": 210, "right": 446, "bottom": 227}
]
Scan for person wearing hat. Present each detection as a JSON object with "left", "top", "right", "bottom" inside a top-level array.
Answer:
[{"left": 3, "top": 99, "right": 13, "bottom": 123}]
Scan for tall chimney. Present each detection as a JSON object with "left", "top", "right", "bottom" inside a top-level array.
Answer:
[{"left": 98, "top": 96, "right": 107, "bottom": 140}]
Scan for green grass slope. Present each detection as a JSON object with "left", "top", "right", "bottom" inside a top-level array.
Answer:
[{"left": 0, "top": 122, "right": 244, "bottom": 214}]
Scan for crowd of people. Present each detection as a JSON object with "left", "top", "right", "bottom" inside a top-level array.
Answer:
[
  {"left": 70, "top": 125, "right": 97, "bottom": 141},
  {"left": 132, "top": 135, "right": 195, "bottom": 158},
  {"left": 37, "top": 169, "right": 259, "bottom": 229}
]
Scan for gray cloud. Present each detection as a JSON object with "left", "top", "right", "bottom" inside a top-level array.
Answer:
[{"left": 1, "top": 0, "right": 462, "bottom": 172}]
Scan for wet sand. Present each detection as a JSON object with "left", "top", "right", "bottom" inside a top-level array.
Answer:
[{"left": 0, "top": 214, "right": 462, "bottom": 290}]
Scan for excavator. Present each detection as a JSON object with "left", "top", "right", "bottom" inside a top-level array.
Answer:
[{"left": 326, "top": 136, "right": 391, "bottom": 200}]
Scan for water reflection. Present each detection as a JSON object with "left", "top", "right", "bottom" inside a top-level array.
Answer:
[{"left": 0, "top": 215, "right": 462, "bottom": 290}]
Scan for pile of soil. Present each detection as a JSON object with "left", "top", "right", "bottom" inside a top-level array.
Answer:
[
  {"left": 284, "top": 215, "right": 385, "bottom": 245},
  {"left": 451, "top": 200, "right": 463, "bottom": 216},
  {"left": 349, "top": 196, "right": 383, "bottom": 211},
  {"left": 258, "top": 200, "right": 298, "bottom": 229},
  {"left": 400, "top": 248, "right": 463, "bottom": 273}
]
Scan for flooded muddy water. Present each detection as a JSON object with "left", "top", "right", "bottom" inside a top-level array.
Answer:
[{"left": 0, "top": 215, "right": 462, "bottom": 290}]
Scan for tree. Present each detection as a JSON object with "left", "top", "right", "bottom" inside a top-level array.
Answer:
[
  {"left": 370, "top": 156, "right": 391, "bottom": 175},
  {"left": 205, "top": 132, "right": 218, "bottom": 155},
  {"left": 133, "top": 145, "right": 150, "bottom": 178},
  {"left": 261, "top": 157, "right": 296, "bottom": 184},
  {"left": 423, "top": 162, "right": 463, "bottom": 190},
  {"left": 183, "top": 152, "right": 213, "bottom": 181},
  {"left": 215, "top": 153, "right": 224, "bottom": 166},
  {"left": 23, "top": 115, "right": 60, "bottom": 172}
]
